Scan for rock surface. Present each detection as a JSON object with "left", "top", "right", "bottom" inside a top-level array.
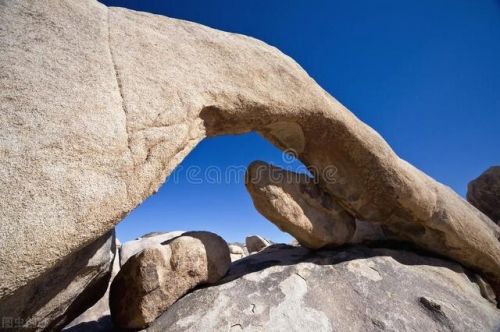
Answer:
[
  {"left": 0, "top": 230, "right": 116, "bottom": 331},
  {"left": 120, "top": 231, "right": 184, "bottom": 265},
  {"left": 147, "top": 245, "right": 500, "bottom": 332},
  {"left": 467, "top": 166, "right": 500, "bottom": 225},
  {"left": 2, "top": 0, "right": 500, "bottom": 317},
  {"left": 245, "top": 235, "right": 271, "bottom": 253},
  {"left": 63, "top": 239, "right": 121, "bottom": 332},
  {"left": 246, "top": 161, "right": 356, "bottom": 248},
  {"left": 229, "top": 244, "right": 247, "bottom": 262},
  {"left": 246, "top": 161, "right": 389, "bottom": 247},
  {"left": 109, "top": 231, "right": 231, "bottom": 329}
]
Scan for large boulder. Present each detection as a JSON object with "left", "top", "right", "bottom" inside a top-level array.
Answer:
[
  {"left": 147, "top": 245, "right": 500, "bottom": 331},
  {"left": 63, "top": 239, "right": 121, "bottom": 332},
  {"left": 246, "top": 161, "right": 389, "bottom": 247},
  {"left": 0, "top": 230, "right": 116, "bottom": 331},
  {"left": 246, "top": 161, "right": 355, "bottom": 248},
  {"left": 119, "top": 230, "right": 184, "bottom": 265},
  {"left": 1, "top": 0, "right": 500, "bottom": 315},
  {"left": 109, "top": 231, "right": 231, "bottom": 330},
  {"left": 467, "top": 166, "right": 500, "bottom": 225}
]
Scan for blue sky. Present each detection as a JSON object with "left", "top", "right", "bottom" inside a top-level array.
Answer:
[{"left": 100, "top": 0, "right": 500, "bottom": 243}]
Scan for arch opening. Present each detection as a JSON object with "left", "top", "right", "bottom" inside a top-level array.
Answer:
[{"left": 116, "top": 131, "right": 311, "bottom": 244}]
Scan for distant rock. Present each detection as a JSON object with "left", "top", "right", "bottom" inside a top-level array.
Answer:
[
  {"left": 119, "top": 231, "right": 184, "bottom": 266},
  {"left": 110, "top": 231, "right": 230, "bottom": 329},
  {"left": 63, "top": 238, "right": 121, "bottom": 332},
  {"left": 467, "top": 166, "right": 500, "bottom": 224},
  {"left": 245, "top": 235, "right": 271, "bottom": 253},
  {"left": 229, "top": 244, "right": 247, "bottom": 262},
  {"left": 147, "top": 245, "right": 500, "bottom": 331}
]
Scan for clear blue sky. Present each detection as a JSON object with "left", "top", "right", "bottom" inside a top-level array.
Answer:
[{"left": 100, "top": 0, "right": 500, "bottom": 243}]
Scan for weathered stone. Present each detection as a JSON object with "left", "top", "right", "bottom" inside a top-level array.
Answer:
[
  {"left": 0, "top": 230, "right": 116, "bottom": 331},
  {"left": 119, "top": 231, "right": 184, "bottom": 266},
  {"left": 229, "top": 244, "right": 246, "bottom": 262},
  {"left": 2, "top": 0, "right": 500, "bottom": 314},
  {"left": 467, "top": 166, "right": 500, "bottom": 225},
  {"left": 246, "top": 161, "right": 356, "bottom": 248},
  {"left": 245, "top": 235, "right": 271, "bottom": 253},
  {"left": 63, "top": 238, "right": 121, "bottom": 332},
  {"left": 109, "top": 231, "right": 230, "bottom": 329},
  {"left": 246, "top": 161, "right": 388, "bottom": 248},
  {"left": 147, "top": 245, "right": 500, "bottom": 332}
]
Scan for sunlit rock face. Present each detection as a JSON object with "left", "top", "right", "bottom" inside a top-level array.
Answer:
[
  {"left": 1, "top": 0, "right": 500, "bottom": 328},
  {"left": 119, "top": 231, "right": 185, "bottom": 266},
  {"left": 147, "top": 245, "right": 500, "bottom": 332},
  {"left": 109, "top": 231, "right": 230, "bottom": 330}
]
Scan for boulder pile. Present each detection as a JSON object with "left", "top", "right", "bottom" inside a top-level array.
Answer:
[{"left": 1, "top": 0, "right": 499, "bottom": 330}]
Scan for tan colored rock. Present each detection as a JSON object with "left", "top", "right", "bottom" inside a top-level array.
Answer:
[
  {"left": 229, "top": 244, "right": 246, "bottom": 262},
  {"left": 467, "top": 166, "right": 500, "bottom": 225},
  {"left": 246, "top": 161, "right": 387, "bottom": 248},
  {"left": 246, "top": 161, "right": 356, "bottom": 248},
  {"left": 147, "top": 246, "right": 500, "bottom": 332},
  {"left": 109, "top": 231, "right": 230, "bottom": 329},
  {"left": 1, "top": 0, "right": 500, "bottom": 316},
  {"left": 119, "top": 230, "right": 184, "bottom": 265},
  {"left": 245, "top": 235, "right": 271, "bottom": 253}
]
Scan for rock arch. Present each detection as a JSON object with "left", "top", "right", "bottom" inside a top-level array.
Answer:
[{"left": 1, "top": 1, "right": 499, "bottom": 328}]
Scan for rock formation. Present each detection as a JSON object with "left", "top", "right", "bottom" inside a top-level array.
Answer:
[
  {"left": 109, "top": 231, "right": 231, "bottom": 329},
  {"left": 1, "top": 0, "right": 500, "bottom": 327},
  {"left": 246, "top": 235, "right": 271, "bottom": 253},
  {"left": 63, "top": 238, "right": 121, "bottom": 332},
  {"left": 0, "top": 230, "right": 116, "bottom": 331},
  {"left": 119, "top": 231, "right": 184, "bottom": 265},
  {"left": 147, "top": 245, "right": 500, "bottom": 331},
  {"left": 467, "top": 166, "right": 500, "bottom": 225},
  {"left": 229, "top": 244, "right": 247, "bottom": 262},
  {"left": 246, "top": 161, "right": 389, "bottom": 247},
  {"left": 246, "top": 161, "right": 356, "bottom": 248}
]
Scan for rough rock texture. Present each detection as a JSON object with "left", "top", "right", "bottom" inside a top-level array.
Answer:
[
  {"left": 229, "top": 244, "right": 247, "bottom": 262},
  {"left": 467, "top": 166, "right": 500, "bottom": 225},
  {"left": 110, "top": 231, "right": 231, "bottom": 329},
  {"left": 246, "top": 235, "right": 271, "bottom": 253},
  {"left": 246, "top": 161, "right": 388, "bottom": 247},
  {"left": 120, "top": 230, "right": 184, "bottom": 265},
  {"left": 147, "top": 245, "right": 500, "bottom": 332},
  {"left": 2, "top": 0, "right": 500, "bottom": 316},
  {"left": 246, "top": 161, "right": 356, "bottom": 248},
  {"left": 0, "top": 230, "right": 116, "bottom": 331},
  {"left": 63, "top": 239, "right": 121, "bottom": 332}
]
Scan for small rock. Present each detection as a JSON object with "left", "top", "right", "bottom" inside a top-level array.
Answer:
[{"left": 245, "top": 235, "right": 271, "bottom": 253}]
